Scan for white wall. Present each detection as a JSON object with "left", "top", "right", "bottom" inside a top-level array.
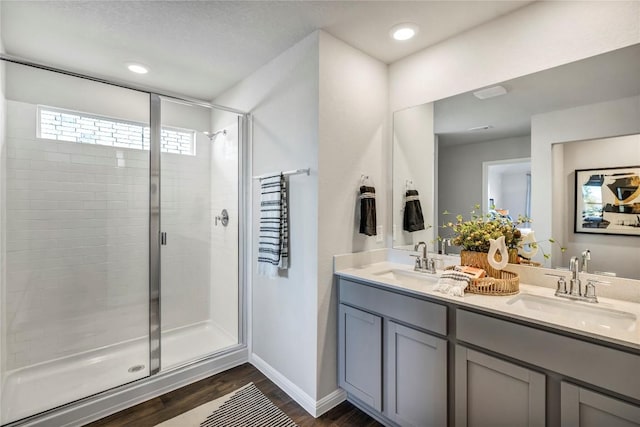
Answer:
[
  {"left": 161, "top": 133, "right": 213, "bottom": 331},
  {"left": 214, "top": 32, "right": 320, "bottom": 400},
  {"left": 213, "top": 29, "right": 388, "bottom": 409},
  {"left": 0, "top": 7, "right": 7, "bottom": 411},
  {"left": 209, "top": 119, "right": 239, "bottom": 342},
  {"left": 317, "top": 31, "right": 387, "bottom": 398},
  {"left": 498, "top": 171, "right": 529, "bottom": 219},
  {"left": 390, "top": 1, "right": 640, "bottom": 112},
  {"left": 532, "top": 95, "right": 640, "bottom": 267},
  {"left": 6, "top": 64, "right": 149, "bottom": 124},
  {"left": 392, "top": 103, "right": 434, "bottom": 249},
  {"left": 438, "top": 136, "right": 530, "bottom": 245},
  {"left": 553, "top": 134, "right": 640, "bottom": 278}
]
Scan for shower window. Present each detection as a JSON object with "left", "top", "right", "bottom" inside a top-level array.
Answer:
[{"left": 37, "top": 106, "right": 196, "bottom": 155}]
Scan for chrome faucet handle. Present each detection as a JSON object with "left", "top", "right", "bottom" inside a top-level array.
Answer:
[
  {"left": 546, "top": 273, "right": 568, "bottom": 296},
  {"left": 584, "top": 278, "right": 610, "bottom": 303},
  {"left": 426, "top": 257, "right": 437, "bottom": 274},
  {"left": 410, "top": 254, "right": 423, "bottom": 270}
]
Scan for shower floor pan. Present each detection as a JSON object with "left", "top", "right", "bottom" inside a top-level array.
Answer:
[{"left": 1, "top": 321, "right": 236, "bottom": 424}]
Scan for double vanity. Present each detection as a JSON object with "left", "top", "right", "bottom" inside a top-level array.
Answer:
[{"left": 334, "top": 251, "right": 640, "bottom": 427}]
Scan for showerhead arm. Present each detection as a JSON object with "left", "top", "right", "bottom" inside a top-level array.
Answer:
[{"left": 204, "top": 129, "right": 227, "bottom": 140}]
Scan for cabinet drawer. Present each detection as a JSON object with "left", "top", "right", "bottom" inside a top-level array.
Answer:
[
  {"left": 339, "top": 278, "right": 447, "bottom": 335},
  {"left": 457, "top": 309, "right": 640, "bottom": 401}
]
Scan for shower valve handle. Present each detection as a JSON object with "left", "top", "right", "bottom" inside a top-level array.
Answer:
[{"left": 215, "top": 209, "right": 229, "bottom": 227}]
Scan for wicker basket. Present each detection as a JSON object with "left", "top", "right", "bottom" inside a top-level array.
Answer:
[
  {"left": 467, "top": 270, "right": 519, "bottom": 295},
  {"left": 518, "top": 258, "right": 542, "bottom": 267},
  {"left": 445, "top": 266, "right": 519, "bottom": 296},
  {"left": 460, "top": 249, "right": 518, "bottom": 279}
]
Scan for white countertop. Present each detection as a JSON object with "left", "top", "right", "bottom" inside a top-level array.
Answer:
[{"left": 336, "top": 261, "right": 640, "bottom": 351}]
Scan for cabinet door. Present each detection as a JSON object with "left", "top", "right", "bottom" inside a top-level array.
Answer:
[
  {"left": 455, "top": 345, "right": 545, "bottom": 427},
  {"left": 561, "top": 382, "right": 640, "bottom": 427},
  {"left": 387, "top": 321, "right": 447, "bottom": 427},
  {"left": 338, "top": 304, "right": 383, "bottom": 411}
]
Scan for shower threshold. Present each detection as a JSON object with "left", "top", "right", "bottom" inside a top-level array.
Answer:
[{"left": 1, "top": 321, "right": 236, "bottom": 424}]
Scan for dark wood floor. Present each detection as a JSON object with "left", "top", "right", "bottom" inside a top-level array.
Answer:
[{"left": 85, "top": 363, "right": 382, "bottom": 427}]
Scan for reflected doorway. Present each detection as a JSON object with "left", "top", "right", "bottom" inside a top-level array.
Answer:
[{"left": 482, "top": 158, "right": 531, "bottom": 226}]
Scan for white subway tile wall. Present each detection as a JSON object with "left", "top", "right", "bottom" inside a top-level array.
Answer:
[
  {"left": 38, "top": 107, "right": 195, "bottom": 155},
  {"left": 4, "top": 101, "right": 211, "bottom": 370},
  {"left": 209, "top": 123, "right": 239, "bottom": 342},
  {"left": 160, "top": 132, "right": 212, "bottom": 332}
]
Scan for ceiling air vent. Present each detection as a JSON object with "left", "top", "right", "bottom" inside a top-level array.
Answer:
[{"left": 473, "top": 85, "right": 507, "bottom": 100}]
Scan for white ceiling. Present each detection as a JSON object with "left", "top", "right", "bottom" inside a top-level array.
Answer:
[
  {"left": 434, "top": 43, "right": 640, "bottom": 146},
  {"left": 0, "top": 0, "right": 531, "bottom": 101}
]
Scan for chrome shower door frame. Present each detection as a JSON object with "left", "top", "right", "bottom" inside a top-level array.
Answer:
[{"left": 149, "top": 94, "right": 162, "bottom": 375}]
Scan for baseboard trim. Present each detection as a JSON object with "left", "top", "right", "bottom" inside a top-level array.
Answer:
[
  {"left": 249, "top": 353, "right": 346, "bottom": 417},
  {"left": 16, "top": 346, "right": 249, "bottom": 427},
  {"left": 316, "top": 387, "right": 347, "bottom": 417}
]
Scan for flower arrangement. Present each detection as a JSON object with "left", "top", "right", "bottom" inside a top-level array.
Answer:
[
  {"left": 442, "top": 205, "right": 564, "bottom": 260},
  {"left": 442, "top": 206, "right": 524, "bottom": 252}
]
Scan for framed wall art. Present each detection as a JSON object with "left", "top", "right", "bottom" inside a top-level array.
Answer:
[{"left": 575, "top": 166, "right": 640, "bottom": 236}]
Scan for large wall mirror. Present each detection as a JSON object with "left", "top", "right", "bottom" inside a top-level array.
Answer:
[{"left": 392, "top": 43, "right": 640, "bottom": 279}]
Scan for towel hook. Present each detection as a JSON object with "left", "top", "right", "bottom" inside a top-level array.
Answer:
[
  {"left": 360, "top": 174, "right": 374, "bottom": 187},
  {"left": 405, "top": 179, "right": 415, "bottom": 191}
]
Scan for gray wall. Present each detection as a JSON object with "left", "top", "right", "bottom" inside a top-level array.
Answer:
[
  {"left": 438, "top": 136, "right": 530, "bottom": 247},
  {"left": 555, "top": 134, "right": 640, "bottom": 279},
  {"left": 532, "top": 95, "right": 640, "bottom": 272}
]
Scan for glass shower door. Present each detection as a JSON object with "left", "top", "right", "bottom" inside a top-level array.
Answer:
[
  {"left": 0, "top": 62, "right": 151, "bottom": 424},
  {"left": 159, "top": 98, "right": 239, "bottom": 371}
]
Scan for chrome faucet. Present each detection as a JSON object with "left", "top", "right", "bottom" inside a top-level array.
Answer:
[
  {"left": 545, "top": 255, "right": 609, "bottom": 303},
  {"left": 569, "top": 256, "right": 582, "bottom": 297},
  {"left": 581, "top": 249, "right": 591, "bottom": 273},
  {"left": 440, "top": 238, "right": 451, "bottom": 256},
  {"left": 412, "top": 241, "right": 436, "bottom": 274}
]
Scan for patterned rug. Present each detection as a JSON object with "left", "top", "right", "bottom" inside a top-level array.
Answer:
[{"left": 156, "top": 382, "right": 298, "bottom": 427}]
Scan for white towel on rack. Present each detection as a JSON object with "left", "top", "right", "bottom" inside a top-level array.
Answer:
[{"left": 258, "top": 174, "right": 289, "bottom": 277}]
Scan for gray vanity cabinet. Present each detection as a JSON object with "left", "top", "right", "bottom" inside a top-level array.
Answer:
[
  {"left": 337, "top": 276, "right": 640, "bottom": 427},
  {"left": 386, "top": 321, "right": 447, "bottom": 427},
  {"left": 338, "top": 278, "right": 448, "bottom": 426},
  {"left": 455, "top": 345, "right": 546, "bottom": 427},
  {"left": 561, "top": 382, "right": 640, "bottom": 427},
  {"left": 338, "top": 303, "right": 383, "bottom": 411}
]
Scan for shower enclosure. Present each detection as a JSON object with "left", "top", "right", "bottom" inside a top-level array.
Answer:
[{"left": 0, "top": 60, "right": 246, "bottom": 425}]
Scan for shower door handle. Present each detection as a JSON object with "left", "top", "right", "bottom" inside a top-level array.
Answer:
[{"left": 160, "top": 232, "right": 167, "bottom": 245}]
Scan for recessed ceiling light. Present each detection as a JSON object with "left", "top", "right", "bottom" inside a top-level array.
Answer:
[
  {"left": 127, "top": 63, "right": 149, "bottom": 74},
  {"left": 390, "top": 23, "right": 419, "bottom": 41}
]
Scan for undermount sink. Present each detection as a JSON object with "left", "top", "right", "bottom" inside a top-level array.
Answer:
[
  {"left": 507, "top": 293, "right": 637, "bottom": 333},
  {"left": 372, "top": 268, "right": 439, "bottom": 287}
]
